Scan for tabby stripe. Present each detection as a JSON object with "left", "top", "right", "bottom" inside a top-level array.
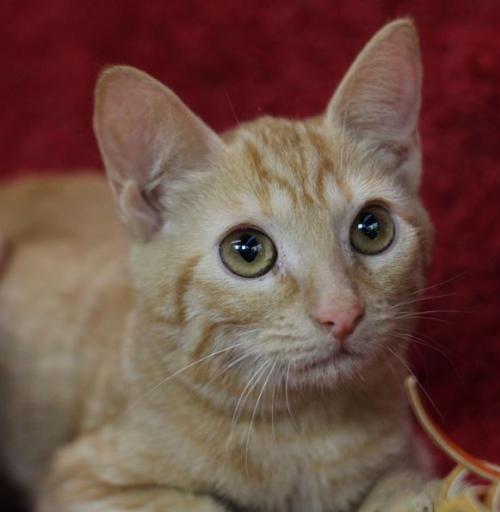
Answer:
[{"left": 173, "top": 255, "right": 201, "bottom": 325}]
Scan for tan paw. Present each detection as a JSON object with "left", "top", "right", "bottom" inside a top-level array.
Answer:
[
  {"left": 385, "top": 495, "right": 433, "bottom": 512},
  {"left": 404, "top": 493, "right": 434, "bottom": 512},
  {"left": 388, "top": 481, "right": 441, "bottom": 512}
]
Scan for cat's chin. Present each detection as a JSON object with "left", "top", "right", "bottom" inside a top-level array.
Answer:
[{"left": 287, "top": 348, "right": 367, "bottom": 388}]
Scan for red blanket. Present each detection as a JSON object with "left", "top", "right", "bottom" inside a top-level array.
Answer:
[{"left": 1, "top": 0, "right": 499, "bottom": 504}]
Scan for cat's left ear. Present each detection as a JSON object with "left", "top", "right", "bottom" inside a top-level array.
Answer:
[
  {"left": 326, "top": 19, "right": 422, "bottom": 190},
  {"left": 94, "top": 66, "right": 224, "bottom": 242}
]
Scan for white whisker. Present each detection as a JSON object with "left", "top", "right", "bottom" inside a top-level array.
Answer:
[
  {"left": 245, "top": 361, "right": 276, "bottom": 475},
  {"left": 403, "top": 273, "right": 467, "bottom": 298},
  {"left": 199, "top": 351, "right": 255, "bottom": 393},
  {"left": 124, "top": 341, "right": 249, "bottom": 417},
  {"left": 388, "top": 292, "right": 460, "bottom": 310},
  {"left": 270, "top": 367, "right": 280, "bottom": 439},
  {"left": 285, "top": 362, "right": 297, "bottom": 429},
  {"left": 231, "top": 360, "right": 269, "bottom": 427}
]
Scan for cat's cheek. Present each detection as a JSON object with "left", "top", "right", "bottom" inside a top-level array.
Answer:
[
  {"left": 273, "top": 257, "right": 289, "bottom": 279},
  {"left": 194, "top": 258, "right": 276, "bottom": 320},
  {"left": 353, "top": 219, "right": 419, "bottom": 274}
]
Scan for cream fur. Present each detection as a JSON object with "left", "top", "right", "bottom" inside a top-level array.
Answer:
[{"left": 0, "top": 19, "right": 440, "bottom": 512}]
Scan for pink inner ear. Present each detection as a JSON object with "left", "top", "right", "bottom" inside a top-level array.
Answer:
[
  {"left": 386, "top": 54, "right": 420, "bottom": 135},
  {"left": 118, "top": 180, "right": 161, "bottom": 242},
  {"left": 94, "top": 66, "right": 224, "bottom": 241},
  {"left": 351, "top": 49, "right": 420, "bottom": 139},
  {"left": 98, "top": 75, "right": 164, "bottom": 192},
  {"left": 98, "top": 70, "right": 222, "bottom": 194},
  {"left": 327, "top": 21, "right": 421, "bottom": 142}
]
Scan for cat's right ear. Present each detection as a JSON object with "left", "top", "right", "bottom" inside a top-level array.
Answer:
[{"left": 94, "top": 66, "right": 224, "bottom": 242}]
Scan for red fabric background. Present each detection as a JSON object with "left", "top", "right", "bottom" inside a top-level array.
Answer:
[{"left": 1, "top": 0, "right": 499, "bottom": 506}]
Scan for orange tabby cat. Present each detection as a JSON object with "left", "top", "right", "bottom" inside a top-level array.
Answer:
[{"left": 0, "top": 19, "right": 441, "bottom": 512}]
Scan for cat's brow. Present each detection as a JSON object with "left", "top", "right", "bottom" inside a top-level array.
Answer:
[
  {"left": 242, "top": 138, "right": 301, "bottom": 211},
  {"left": 240, "top": 122, "right": 353, "bottom": 212}
]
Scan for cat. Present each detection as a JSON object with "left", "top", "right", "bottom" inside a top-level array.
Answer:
[{"left": 0, "top": 18, "right": 440, "bottom": 512}]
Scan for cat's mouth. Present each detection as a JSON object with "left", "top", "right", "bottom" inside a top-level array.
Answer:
[{"left": 295, "top": 346, "right": 362, "bottom": 373}]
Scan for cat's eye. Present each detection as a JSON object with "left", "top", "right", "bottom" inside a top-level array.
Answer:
[
  {"left": 350, "top": 205, "right": 395, "bottom": 255},
  {"left": 219, "top": 228, "right": 277, "bottom": 278}
]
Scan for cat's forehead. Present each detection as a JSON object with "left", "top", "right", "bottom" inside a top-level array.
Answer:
[
  {"left": 230, "top": 117, "right": 339, "bottom": 183},
  {"left": 216, "top": 117, "right": 395, "bottom": 222}
]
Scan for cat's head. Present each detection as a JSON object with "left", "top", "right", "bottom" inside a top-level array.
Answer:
[{"left": 94, "top": 19, "right": 432, "bottom": 399}]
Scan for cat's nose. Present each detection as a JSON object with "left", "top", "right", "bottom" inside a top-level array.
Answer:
[{"left": 313, "top": 301, "right": 364, "bottom": 342}]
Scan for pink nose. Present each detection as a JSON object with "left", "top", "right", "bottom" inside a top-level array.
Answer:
[{"left": 313, "top": 301, "right": 364, "bottom": 342}]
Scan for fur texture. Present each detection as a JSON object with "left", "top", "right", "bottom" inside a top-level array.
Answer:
[{"left": 0, "top": 19, "right": 439, "bottom": 512}]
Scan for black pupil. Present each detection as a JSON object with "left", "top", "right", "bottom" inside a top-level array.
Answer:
[
  {"left": 232, "top": 233, "right": 262, "bottom": 263},
  {"left": 357, "top": 212, "right": 380, "bottom": 240}
]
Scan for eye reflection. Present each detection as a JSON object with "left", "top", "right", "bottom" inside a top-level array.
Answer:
[
  {"left": 356, "top": 212, "right": 380, "bottom": 240},
  {"left": 231, "top": 233, "right": 261, "bottom": 263}
]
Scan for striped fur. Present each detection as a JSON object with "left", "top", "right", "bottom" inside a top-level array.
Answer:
[{"left": 0, "top": 18, "right": 440, "bottom": 512}]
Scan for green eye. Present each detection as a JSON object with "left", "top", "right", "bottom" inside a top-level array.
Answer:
[
  {"left": 350, "top": 205, "right": 395, "bottom": 255},
  {"left": 219, "top": 228, "right": 277, "bottom": 278}
]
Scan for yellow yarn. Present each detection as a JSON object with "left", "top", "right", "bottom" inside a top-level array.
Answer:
[{"left": 405, "top": 377, "right": 500, "bottom": 512}]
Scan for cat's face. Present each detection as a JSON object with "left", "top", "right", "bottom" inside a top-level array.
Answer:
[
  {"left": 133, "top": 117, "right": 431, "bottom": 393},
  {"left": 94, "top": 20, "right": 432, "bottom": 398}
]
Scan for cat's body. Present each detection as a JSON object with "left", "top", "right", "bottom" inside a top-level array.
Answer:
[
  {"left": 0, "top": 174, "right": 429, "bottom": 512},
  {"left": 0, "top": 20, "right": 440, "bottom": 512},
  {"left": 0, "top": 175, "right": 129, "bottom": 485}
]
